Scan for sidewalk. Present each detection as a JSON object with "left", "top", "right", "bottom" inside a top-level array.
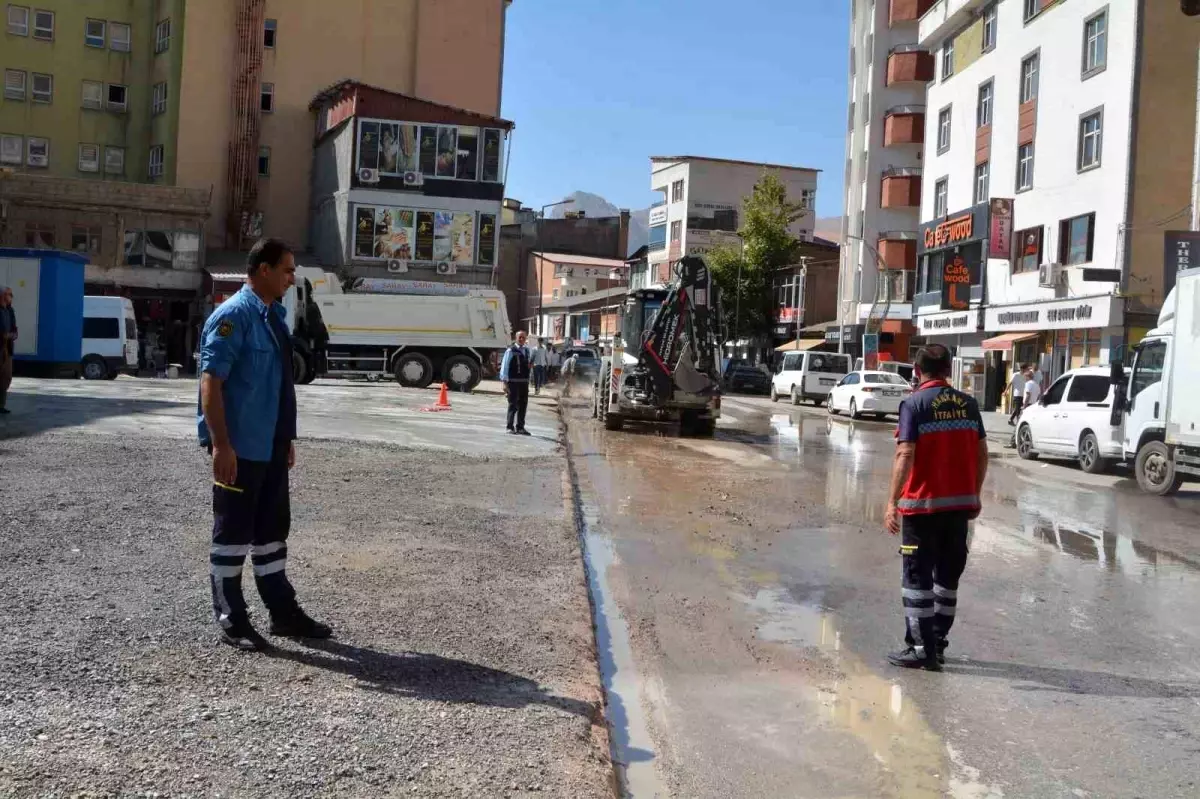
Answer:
[{"left": 981, "top": 410, "right": 1017, "bottom": 450}]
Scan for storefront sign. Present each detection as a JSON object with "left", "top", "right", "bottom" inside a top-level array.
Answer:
[
  {"left": 925, "top": 212, "right": 974, "bottom": 250},
  {"left": 988, "top": 198, "right": 1013, "bottom": 260},
  {"left": 1164, "top": 230, "right": 1200, "bottom": 295},
  {"left": 985, "top": 295, "right": 1122, "bottom": 332},
  {"left": 649, "top": 206, "right": 668, "bottom": 226},
  {"left": 478, "top": 214, "right": 496, "bottom": 266},
  {"left": 941, "top": 252, "right": 973, "bottom": 311},
  {"left": 919, "top": 309, "right": 980, "bottom": 333}
]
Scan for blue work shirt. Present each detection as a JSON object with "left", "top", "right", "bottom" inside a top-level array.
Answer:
[
  {"left": 499, "top": 345, "right": 531, "bottom": 382},
  {"left": 197, "top": 285, "right": 297, "bottom": 462}
]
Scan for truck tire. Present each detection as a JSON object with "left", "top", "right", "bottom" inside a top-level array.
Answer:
[
  {"left": 443, "top": 355, "right": 481, "bottom": 392},
  {"left": 598, "top": 369, "right": 622, "bottom": 430},
  {"left": 394, "top": 352, "right": 434, "bottom": 389},
  {"left": 1078, "top": 432, "right": 1109, "bottom": 475},
  {"left": 81, "top": 355, "right": 108, "bottom": 381},
  {"left": 1136, "top": 441, "right": 1184, "bottom": 496},
  {"left": 292, "top": 351, "right": 309, "bottom": 384}
]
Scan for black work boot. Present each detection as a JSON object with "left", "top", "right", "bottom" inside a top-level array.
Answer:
[
  {"left": 887, "top": 646, "right": 942, "bottom": 672},
  {"left": 269, "top": 607, "right": 333, "bottom": 639},
  {"left": 219, "top": 618, "right": 272, "bottom": 652}
]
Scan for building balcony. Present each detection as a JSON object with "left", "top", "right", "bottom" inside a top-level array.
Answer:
[
  {"left": 880, "top": 168, "right": 922, "bottom": 208},
  {"left": 891, "top": 0, "right": 937, "bottom": 25},
  {"left": 877, "top": 233, "right": 918, "bottom": 271},
  {"left": 918, "top": 0, "right": 990, "bottom": 47},
  {"left": 886, "top": 46, "right": 935, "bottom": 85},
  {"left": 883, "top": 106, "right": 926, "bottom": 146}
]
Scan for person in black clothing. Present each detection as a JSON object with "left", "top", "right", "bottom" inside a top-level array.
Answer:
[{"left": 501, "top": 331, "right": 532, "bottom": 435}]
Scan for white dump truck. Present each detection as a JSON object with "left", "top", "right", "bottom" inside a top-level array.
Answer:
[
  {"left": 1110, "top": 266, "right": 1200, "bottom": 495},
  {"left": 285, "top": 266, "right": 511, "bottom": 392}
]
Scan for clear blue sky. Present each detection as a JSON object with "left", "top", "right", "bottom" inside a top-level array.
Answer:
[{"left": 500, "top": 0, "right": 851, "bottom": 218}]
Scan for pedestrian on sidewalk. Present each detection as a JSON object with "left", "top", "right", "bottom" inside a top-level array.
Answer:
[
  {"left": 560, "top": 351, "right": 579, "bottom": 399},
  {"left": 1007, "top": 363, "right": 1028, "bottom": 425},
  {"left": 198, "top": 237, "right": 332, "bottom": 651},
  {"left": 1023, "top": 365, "right": 1043, "bottom": 408},
  {"left": 884, "top": 344, "right": 989, "bottom": 671},
  {"left": 548, "top": 346, "right": 561, "bottom": 382},
  {"left": 0, "top": 287, "right": 16, "bottom": 415},
  {"left": 501, "top": 331, "right": 532, "bottom": 435},
  {"left": 531, "top": 338, "right": 549, "bottom": 395}
]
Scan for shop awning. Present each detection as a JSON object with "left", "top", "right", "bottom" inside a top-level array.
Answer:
[
  {"left": 982, "top": 332, "right": 1038, "bottom": 351},
  {"left": 774, "top": 338, "right": 826, "bottom": 352}
]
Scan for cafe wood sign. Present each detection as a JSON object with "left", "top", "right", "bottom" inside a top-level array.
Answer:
[{"left": 924, "top": 212, "right": 974, "bottom": 250}]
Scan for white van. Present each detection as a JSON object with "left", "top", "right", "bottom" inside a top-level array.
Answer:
[
  {"left": 1015, "top": 366, "right": 1123, "bottom": 474},
  {"left": 771, "top": 350, "right": 851, "bottom": 405},
  {"left": 81, "top": 296, "right": 138, "bottom": 380}
]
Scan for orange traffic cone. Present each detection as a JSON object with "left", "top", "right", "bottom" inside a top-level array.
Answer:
[{"left": 434, "top": 382, "right": 451, "bottom": 409}]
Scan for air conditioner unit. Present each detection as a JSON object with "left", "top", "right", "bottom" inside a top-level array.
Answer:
[
  {"left": 358, "top": 167, "right": 380, "bottom": 184},
  {"left": 401, "top": 170, "right": 424, "bottom": 187},
  {"left": 436, "top": 261, "right": 456, "bottom": 276},
  {"left": 1038, "top": 262, "right": 1063, "bottom": 289},
  {"left": 387, "top": 259, "right": 408, "bottom": 274}
]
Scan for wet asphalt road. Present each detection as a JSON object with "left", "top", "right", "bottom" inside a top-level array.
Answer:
[{"left": 566, "top": 395, "right": 1200, "bottom": 799}]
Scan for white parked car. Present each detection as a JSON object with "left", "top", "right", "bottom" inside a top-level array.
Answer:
[
  {"left": 770, "top": 350, "right": 851, "bottom": 405},
  {"left": 827, "top": 370, "right": 912, "bottom": 420},
  {"left": 1015, "top": 366, "right": 1122, "bottom": 474}
]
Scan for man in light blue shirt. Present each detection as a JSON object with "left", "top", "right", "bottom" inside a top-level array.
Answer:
[{"left": 499, "top": 331, "right": 532, "bottom": 434}]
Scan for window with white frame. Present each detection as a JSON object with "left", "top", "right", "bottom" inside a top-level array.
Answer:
[
  {"left": 982, "top": 4, "right": 997, "bottom": 52},
  {"left": 934, "top": 178, "right": 948, "bottom": 218},
  {"left": 670, "top": 220, "right": 682, "bottom": 242},
  {"left": 942, "top": 38, "right": 954, "bottom": 79},
  {"left": 81, "top": 80, "right": 103, "bottom": 109},
  {"left": 85, "top": 18, "right": 105, "bottom": 47},
  {"left": 6, "top": 4, "right": 28, "bottom": 35},
  {"left": 31, "top": 7, "right": 51, "bottom": 40},
  {"left": 109, "top": 21, "right": 131, "bottom": 51},
  {"left": 1016, "top": 143, "right": 1034, "bottom": 191},
  {"left": 30, "top": 72, "right": 51, "bottom": 103},
  {"left": 800, "top": 189, "right": 816, "bottom": 211},
  {"left": 1083, "top": 10, "right": 1107, "bottom": 76},
  {"left": 71, "top": 225, "right": 101, "bottom": 255},
  {"left": 0, "top": 134, "right": 22, "bottom": 165},
  {"left": 977, "top": 80, "right": 993, "bottom": 128},
  {"left": 78, "top": 143, "right": 99, "bottom": 172},
  {"left": 148, "top": 145, "right": 164, "bottom": 178},
  {"left": 264, "top": 18, "right": 276, "bottom": 48},
  {"left": 1078, "top": 110, "right": 1103, "bottom": 171},
  {"left": 257, "top": 146, "right": 270, "bottom": 177},
  {"left": 26, "top": 136, "right": 48, "bottom": 167},
  {"left": 155, "top": 18, "right": 170, "bottom": 53},
  {"left": 104, "top": 145, "right": 125, "bottom": 174},
  {"left": 260, "top": 82, "right": 274, "bottom": 112},
  {"left": 4, "top": 69, "right": 26, "bottom": 101},
  {"left": 107, "top": 83, "right": 127, "bottom": 112},
  {"left": 152, "top": 82, "right": 167, "bottom": 115},
  {"left": 1023, "top": 0, "right": 1038, "bottom": 22},
  {"left": 671, "top": 179, "right": 685, "bottom": 202},
  {"left": 974, "top": 162, "right": 990, "bottom": 204},
  {"left": 1020, "top": 53, "right": 1039, "bottom": 103},
  {"left": 937, "top": 105, "right": 952, "bottom": 153}
]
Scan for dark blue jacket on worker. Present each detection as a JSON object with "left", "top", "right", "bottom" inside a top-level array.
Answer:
[
  {"left": 499, "top": 345, "right": 531, "bottom": 382},
  {"left": 197, "top": 285, "right": 297, "bottom": 462}
]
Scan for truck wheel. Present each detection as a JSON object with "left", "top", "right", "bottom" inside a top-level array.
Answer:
[
  {"left": 104, "top": 369, "right": 120, "bottom": 381},
  {"left": 292, "top": 351, "right": 309, "bottom": 384},
  {"left": 1136, "top": 441, "right": 1184, "bottom": 496},
  {"left": 443, "top": 355, "right": 481, "bottom": 392},
  {"left": 1017, "top": 424, "right": 1038, "bottom": 460},
  {"left": 81, "top": 355, "right": 108, "bottom": 381},
  {"left": 1078, "top": 432, "right": 1109, "bottom": 474},
  {"left": 394, "top": 352, "right": 434, "bottom": 389}
]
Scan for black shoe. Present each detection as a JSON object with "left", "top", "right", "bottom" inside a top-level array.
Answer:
[
  {"left": 269, "top": 608, "right": 333, "bottom": 639},
  {"left": 219, "top": 619, "right": 272, "bottom": 652},
  {"left": 516, "top": 428, "right": 532, "bottom": 436},
  {"left": 887, "top": 646, "right": 942, "bottom": 671}
]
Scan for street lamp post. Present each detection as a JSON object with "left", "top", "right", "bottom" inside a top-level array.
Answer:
[{"left": 534, "top": 198, "right": 574, "bottom": 340}]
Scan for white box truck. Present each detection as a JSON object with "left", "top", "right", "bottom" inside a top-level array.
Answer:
[
  {"left": 1112, "top": 266, "right": 1200, "bottom": 495},
  {"left": 285, "top": 266, "right": 511, "bottom": 392}
]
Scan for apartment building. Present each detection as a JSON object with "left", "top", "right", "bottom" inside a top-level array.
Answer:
[
  {"left": 836, "top": 0, "right": 935, "bottom": 362},
  {"left": 647, "top": 156, "right": 818, "bottom": 289},
  {"left": 917, "top": 0, "right": 1199, "bottom": 407}
]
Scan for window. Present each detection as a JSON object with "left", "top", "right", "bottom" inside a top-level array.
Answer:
[
  {"left": 30, "top": 72, "right": 51, "bottom": 103},
  {"left": 104, "top": 146, "right": 124, "bottom": 174},
  {"left": 982, "top": 4, "right": 997, "bottom": 52},
  {"left": 974, "top": 162, "right": 990, "bottom": 204},
  {"left": 264, "top": 18, "right": 276, "bottom": 48},
  {"left": 0, "top": 134, "right": 22, "bottom": 165},
  {"left": 1131, "top": 340, "right": 1166, "bottom": 400},
  {"left": 942, "top": 39, "right": 955, "bottom": 79},
  {"left": 1059, "top": 213, "right": 1095, "bottom": 265},
  {"left": 72, "top": 226, "right": 101, "bottom": 256},
  {"left": 977, "top": 80, "right": 993, "bottom": 128},
  {"left": 1023, "top": 0, "right": 1038, "bottom": 22},
  {"left": 78, "top": 143, "right": 99, "bottom": 172},
  {"left": 1078, "top": 111, "right": 1102, "bottom": 170},
  {"left": 456, "top": 127, "right": 479, "bottom": 180},
  {"left": 260, "top": 82, "right": 274, "bottom": 112},
  {"left": 4, "top": 69, "right": 26, "bottom": 101},
  {"left": 1067, "top": 375, "right": 1110, "bottom": 404},
  {"left": 24, "top": 222, "right": 55, "bottom": 248},
  {"left": 1042, "top": 377, "right": 1069, "bottom": 407},
  {"left": 1083, "top": 10, "right": 1107, "bottom": 76},
  {"left": 31, "top": 7, "right": 51, "bottom": 40},
  {"left": 934, "top": 178, "right": 948, "bottom": 218},
  {"left": 1015, "top": 226, "right": 1042, "bottom": 272},
  {"left": 83, "top": 317, "right": 120, "bottom": 339},
  {"left": 6, "top": 5, "right": 28, "bottom": 35},
  {"left": 26, "top": 136, "right": 47, "bottom": 167},
  {"left": 1016, "top": 143, "right": 1034, "bottom": 191},
  {"left": 1020, "top": 54, "right": 1039, "bottom": 104},
  {"left": 107, "top": 83, "right": 127, "bottom": 112},
  {"left": 552, "top": 288, "right": 559, "bottom": 301},
  {"left": 669, "top": 220, "right": 682, "bottom": 242},
  {"left": 648, "top": 224, "right": 666, "bottom": 251},
  {"left": 81, "top": 80, "right": 103, "bottom": 109},
  {"left": 800, "top": 188, "right": 816, "bottom": 211},
  {"left": 85, "top": 18, "right": 105, "bottom": 47},
  {"left": 155, "top": 19, "right": 170, "bottom": 53},
  {"left": 937, "top": 105, "right": 952, "bottom": 153},
  {"left": 257, "top": 145, "right": 270, "bottom": 177},
  {"left": 152, "top": 82, "right": 167, "bottom": 115},
  {"left": 148, "top": 144, "right": 164, "bottom": 178},
  {"left": 109, "top": 21, "right": 130, "bottom": 52},
  {"left": 671, "top": 179, "right": 685, "bottom": 202}
]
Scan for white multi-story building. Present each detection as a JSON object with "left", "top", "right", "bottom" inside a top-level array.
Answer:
[
  {"left": 646, "top": 156, "right": 818, "bottom": 288},
  {"left": 916, "top": 0, "right": 1200, "bottom": 407},
  {"left": 837, "top": 0, "right": 936, "bottom": 362}
]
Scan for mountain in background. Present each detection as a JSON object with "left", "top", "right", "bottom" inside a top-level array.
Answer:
[
  {"left": 549, "top": 191, "right": 649, "bottom": 256},
  {"left": 813, "top": 216, "right": 844, "bottom": 244}
]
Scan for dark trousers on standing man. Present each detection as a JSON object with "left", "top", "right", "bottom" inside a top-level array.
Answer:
[
  {"left": 901, "top": 510, "right": 970, "bottom": 656},
  {"left": 1008, "top": 396, "right": 1024, "bottom": 424},
  {"left": 209, "top": 440, "right": 298, "bottom": 629},
  {"left": 506, "top": 380, "right": 529, "bottom": 431},
  {"left": 532, "top": 365, "right": 546, "bottom": 393},
  {"left": 0, "top": 347, "right": 11, "bottom": 410}
]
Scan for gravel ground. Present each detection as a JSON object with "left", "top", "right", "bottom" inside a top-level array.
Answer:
[{"left": 0, "top": 431, "right": 611, "bottom": 798}]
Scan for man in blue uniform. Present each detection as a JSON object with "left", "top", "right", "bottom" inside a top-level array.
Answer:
[
  {"left": 500, "top": 331, "right": 531, "bottom": 435},
  {"left": 198, "top": 238, "right": 331, "bottom": 651}
]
